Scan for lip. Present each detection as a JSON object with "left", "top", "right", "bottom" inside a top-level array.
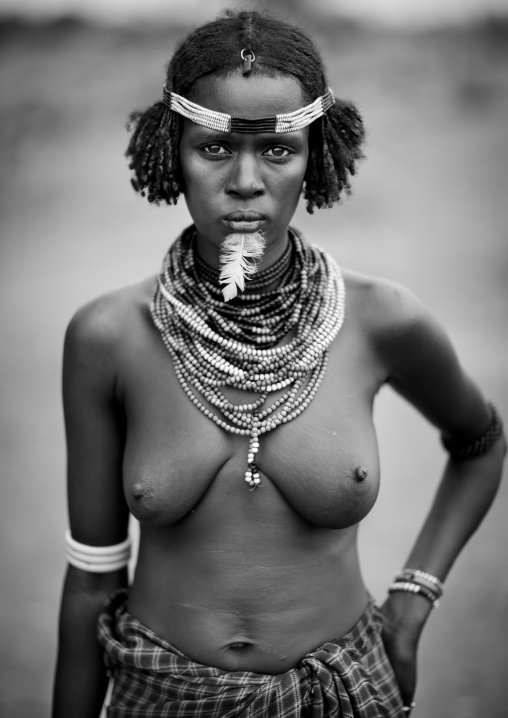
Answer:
[
  {"left": 221, "top": 211, "right": 266, "bottom": 233},
  {"left": 223, "top": 211, "right": 265, "bottom": 221}
]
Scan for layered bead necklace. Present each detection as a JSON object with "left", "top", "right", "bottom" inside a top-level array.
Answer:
[{"left": 151, "top": 226, "right": 345, "bottom": 490}]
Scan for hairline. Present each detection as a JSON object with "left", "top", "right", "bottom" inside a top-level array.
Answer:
[{"left": 185, "top": 64, "right": 314, "bottom": 106}]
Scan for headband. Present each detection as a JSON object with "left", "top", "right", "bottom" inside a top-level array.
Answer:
[{"left": 162, "top": 84, "right": 334, "bottom": 134}]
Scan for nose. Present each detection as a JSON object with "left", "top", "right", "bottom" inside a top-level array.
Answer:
[{"left": 225, "top": 152, "right": 265, "bottom": 199}]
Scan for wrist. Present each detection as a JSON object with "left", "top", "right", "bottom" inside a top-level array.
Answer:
[
  {"left": 382, "top": 589, "right": 433, "bottom": 639},
  {"left": 389, "top": 581, "right": 440, "bottom": 608}
]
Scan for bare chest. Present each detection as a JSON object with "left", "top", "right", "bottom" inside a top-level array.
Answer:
[{"left": 120, "top": 315, "right": 383, "bottom": 529}]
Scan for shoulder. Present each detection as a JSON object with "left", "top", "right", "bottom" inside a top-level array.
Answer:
[
  {"left": 64, "top": 277, "right": 156, "bottom": 380},
  {"left": 65, "top": 277, "right": 155, "bottom": 348},
  {"left": 340, "top": 268, "right": 490, "bottom": 434},
  {"left": 341, "top": 268, "right": 426, "bottom": 349}
]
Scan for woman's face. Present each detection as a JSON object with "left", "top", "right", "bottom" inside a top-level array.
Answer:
[{"left": 179, "top": 71, "right": 309, "bottom": 267}]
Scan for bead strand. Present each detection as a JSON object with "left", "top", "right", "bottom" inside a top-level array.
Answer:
[{"left": 151, "top": 226, "right": 345, "bottom": 489}]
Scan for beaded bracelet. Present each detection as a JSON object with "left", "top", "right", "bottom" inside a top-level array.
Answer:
[
  {"left": 389, "top": 581, "right": 440, "bottom": 608},
  {"left": 65, "top": 529, "right": 132, "bottom": 573},
  {"left": 441, "top": 401, "right": 504, "bottom": 460},
  {"left": 395, "top": 568, "right": 444, "bottom": 598}
]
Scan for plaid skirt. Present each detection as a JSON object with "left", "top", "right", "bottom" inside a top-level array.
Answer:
[{"left": 98, "top": 590, "right": 405, "bottom": 717}]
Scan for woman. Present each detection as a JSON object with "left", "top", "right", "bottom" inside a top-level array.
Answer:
[{"left": 52, "top": 10, "right": 505, "bottom": 718}]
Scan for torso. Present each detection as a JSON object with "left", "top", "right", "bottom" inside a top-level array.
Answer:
[{"left": 110, "top": 265, "right": 389, "bottom": 673}]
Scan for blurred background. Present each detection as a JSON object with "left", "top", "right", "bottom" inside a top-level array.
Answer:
[{"left": 0, "top": 0, "right": 507, "bottom": 716}]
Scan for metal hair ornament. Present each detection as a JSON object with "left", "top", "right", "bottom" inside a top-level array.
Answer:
[
  {"left": 162, "top": 84, "right": 334, "bottom": 134},
  {"left": 241, "top": 48, "right": 255, "bottom": 74}
]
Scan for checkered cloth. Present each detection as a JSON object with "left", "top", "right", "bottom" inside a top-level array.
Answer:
[{"left": 98, "top": 590, "right": 405, "bottom": 717}]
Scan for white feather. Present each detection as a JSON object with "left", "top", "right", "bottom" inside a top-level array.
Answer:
[{"left": 219, "top": 232, "right": 266, "bottom": 301}]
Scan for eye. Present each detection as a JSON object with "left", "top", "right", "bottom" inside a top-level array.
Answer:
[
  {"left": 263, "top": 146, "right": 293, "bottom": 159},
  {"left": 201, "top": 144, "right": 230, "bottom": 156}
]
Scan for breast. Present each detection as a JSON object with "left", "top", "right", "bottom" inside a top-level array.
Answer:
[
  {"left": 123, "top": 405, "right": 379, "bottom": 530},
  {"left": 120, "top": 314, "right": 381, "bottom": 530},
  {"left": 123, "top": 451, "right": 225, "bottom": 526},
  {"left": 122, "top": 414, "right": 235, "bottom": 525},
  {"left": 265, "top": 462, "right": 378, "bottom": 529},
  {"left": 256, "top": 416, "right": 380, "bottom": 529}
]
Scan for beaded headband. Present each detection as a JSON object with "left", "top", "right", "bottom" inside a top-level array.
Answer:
[{"left": 162, "top": 84, "right": 334, "bottom": 134}]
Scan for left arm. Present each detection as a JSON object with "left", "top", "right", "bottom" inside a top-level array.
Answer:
[
  {"left": 368, "top": 280, "right": 505, "bottom": 706},
  {"left": 381, "top": 443, "right": 504, "bottom": 709}
]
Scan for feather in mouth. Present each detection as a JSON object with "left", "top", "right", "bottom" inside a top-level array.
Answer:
[{"left": 219, "top": 231, "right": 266, "bottom": 301}]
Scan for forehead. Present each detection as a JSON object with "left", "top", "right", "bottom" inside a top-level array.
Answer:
[{"left": 187, "top": 72, "right": 306, "bottom": 119}]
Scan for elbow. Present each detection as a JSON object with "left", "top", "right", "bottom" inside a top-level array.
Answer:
[
  {"left": 64, "top": 564, "right": 128, "bottom": 600},
  {"left": 473, "top": 436, "right": 505, "bottom": 497},
  {"left": 499, "top": 432, "right": 507, "bottom": 460}
]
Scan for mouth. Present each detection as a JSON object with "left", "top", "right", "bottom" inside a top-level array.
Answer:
[{"left": 221, "top": 211, "right": 266, "bottom": 233}]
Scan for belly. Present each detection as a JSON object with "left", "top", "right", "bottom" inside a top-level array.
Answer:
[
  {"left": 121, "top": 312, "right": 381, "bottom": 671},
  {"left": 128, "top": 468, "right": 369, "bottom": 673}
]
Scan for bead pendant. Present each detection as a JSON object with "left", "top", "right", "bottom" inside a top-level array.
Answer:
[{"left": 245, "top": 410, "right": 261, "bottom": 489}]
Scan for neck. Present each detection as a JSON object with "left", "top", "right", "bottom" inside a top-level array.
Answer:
[
  {"left": 194, "top": 227, "right": 291, "bottom": 273},
  {"left": 192, "top": 226, "right": 294, "bottom": 299}
]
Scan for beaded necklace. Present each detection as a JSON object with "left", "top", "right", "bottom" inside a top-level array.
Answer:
[{"left": 151, "top": 225, "right": 345, "bottom": 489}]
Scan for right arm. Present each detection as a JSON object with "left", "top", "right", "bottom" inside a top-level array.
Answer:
[{"left": 52, "top": 299, "right": 130, "bottom": 718}]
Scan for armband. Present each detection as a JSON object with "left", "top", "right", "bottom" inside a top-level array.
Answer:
[
  {"left": 441, "top": 401, "right": 504, "bottom": 460},
  {"left": 65, "top": 529, "right": 131, "bottom": 572}
]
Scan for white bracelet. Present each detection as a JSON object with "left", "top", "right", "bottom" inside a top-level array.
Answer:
[
  {"left": 389, "top": 581, "right": 440, "bottom": 608},
  {"left": 65, "top": 529, "right": 132, "bottom": 573},
  {"left": 396, "top": 568, "right": 444, "bottom": 596}
]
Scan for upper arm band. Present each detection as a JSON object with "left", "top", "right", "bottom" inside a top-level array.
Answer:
[
  {"left": 65, "top": 529, "right": 132, "bottom": 572},
  {"left": 441, "top": 401, "right": 504, "bottom": 460}
]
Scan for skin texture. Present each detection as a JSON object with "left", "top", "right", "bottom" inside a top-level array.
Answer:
[{"left": 52, "top": 72, "right": 505, "bottom": 717}]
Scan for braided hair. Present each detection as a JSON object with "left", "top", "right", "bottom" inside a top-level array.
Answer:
[{"left": 126, "top": 10, "right": 365, "bottom": 214}]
